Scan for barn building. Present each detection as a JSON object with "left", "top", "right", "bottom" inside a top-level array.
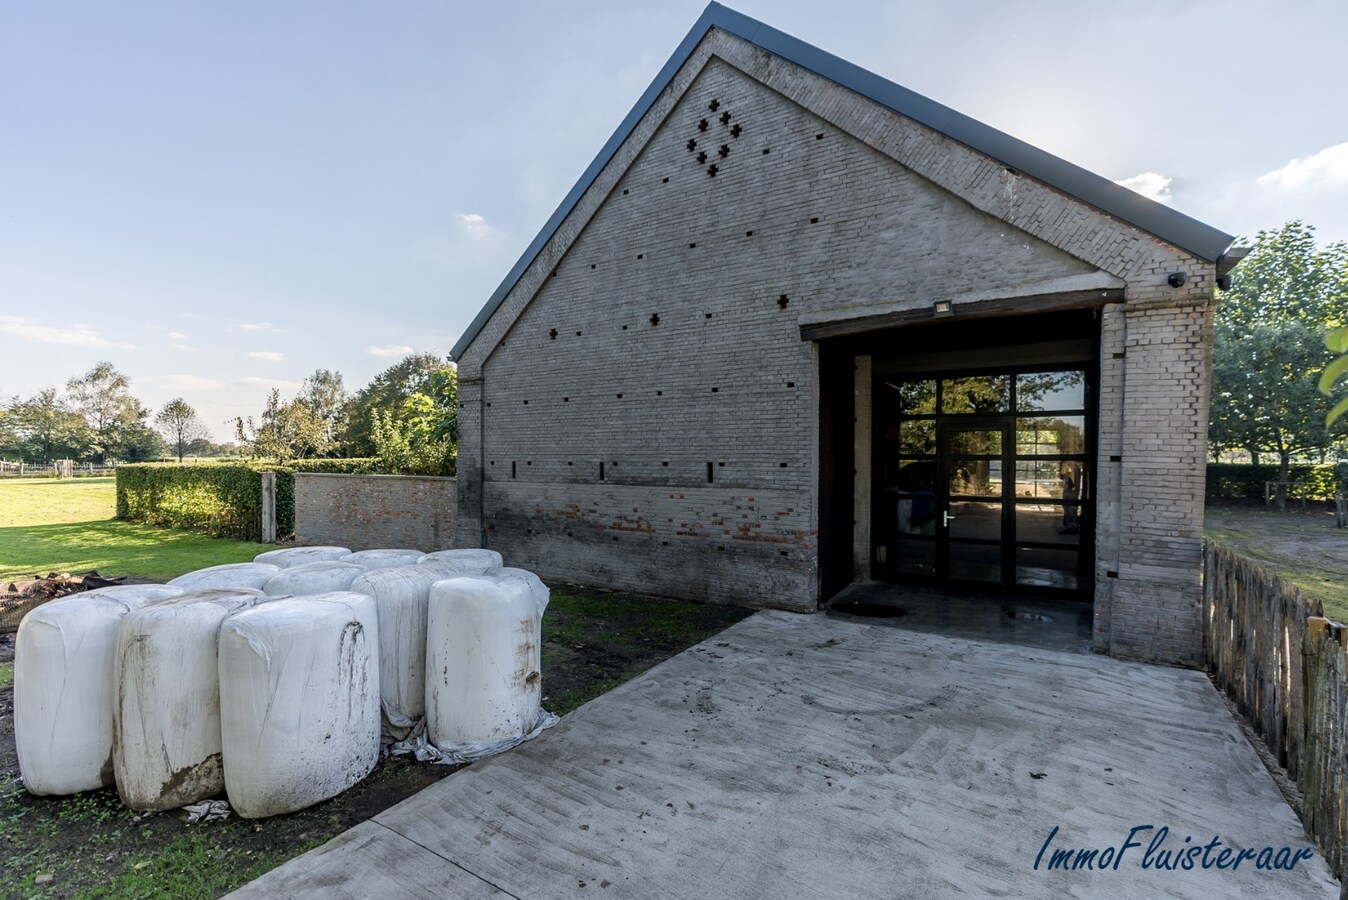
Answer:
[{"left": 450, "top": 3, "right": 1242, "bottom": 666}]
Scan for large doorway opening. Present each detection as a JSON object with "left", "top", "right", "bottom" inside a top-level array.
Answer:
[{"left": 872, "top": 365, "right": 1093, "bottom": 597}]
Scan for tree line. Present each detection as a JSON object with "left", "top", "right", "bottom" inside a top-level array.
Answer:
[
  {"left": 1210, "top": 220, "right": 1348, "bottom": 482},
  {"left": 0, "top": 352, "right": 458, "bottom": 475}
]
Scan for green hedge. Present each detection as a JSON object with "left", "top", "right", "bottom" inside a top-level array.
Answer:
[
  {"left": 117, "top": 458, "right": 380, "bottom": 540},
  {"left": 1206, "top": 463, "right": 1346, "bottom": 501}
]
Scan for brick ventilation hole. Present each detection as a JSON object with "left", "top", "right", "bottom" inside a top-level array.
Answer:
[
  {"left": 705, "top": 312, "right": 713, "bottom": 318},
  {"left": 599, "top": 462, "right": 605, "bottom": 481},
  {"left": 719, "top": 111, "right": 731, "bottom": 125},
  {"left": 622, "top": 189, "right": 628, "bottom": 195},
  {"left": 730, "top": 123, "right": 742, "bottom": 138},
  {"left": 707, "top": 165, "right": 718, "bottom": 177},
  {"left": 745, "top": 230, "right": 753, "bottom": 237},
  {"left": 549, "top": 329, "right": 557, "bottom": 339},
  {"left": 662, "top": 177, "right": 669, "bottom": 183},
  {"left": 709, "top": 99, "right": 720, "bottom": 111},
  {"left": 650, "top": 313, "right": 660, "bottom": 326},
  {"left": 696, "top": 151, "right": 708, "bottom": 164},
  {"left": 698, "top": 119, "right": 709, "bottom": 132},
  {"left": 778, "top": 294, "right": 790, "bottom": 309},
  {"left": 687, "top": 139, "right": 697, "bottom": 152},
  {"left": 815, "top": 133, "right": 823, "bottom": 140},
  {"left": 706, "top": 462, "right": 714, "bottom": 483},
  {"left": 711, "top": 386, "right": 719, "bottom": 393},
  {"left": 718, "top": 145, "right": 730, "bottom": 158},
  {"left": 511, "top": 462, "right": 516, "bottom": 478},
  {"left": 810, "top": 217, "right": 819, "bottom": 224},
  {"left": 762, "top": 148, "right": 770, "bottom": 154}
]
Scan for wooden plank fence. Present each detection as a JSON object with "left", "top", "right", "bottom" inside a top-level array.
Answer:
[{"left": 1204, "top": 538, "right": 1348, "bottom": 887}]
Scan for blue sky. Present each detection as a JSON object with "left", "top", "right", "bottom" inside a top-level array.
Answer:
[{"left": 4, "top": 0, "right": 1345, "bottom": 439}]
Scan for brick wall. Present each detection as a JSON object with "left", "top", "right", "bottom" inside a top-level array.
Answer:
[
  {"left": 295, "top": 473, "right": 457, "bottom": 552},
  {"left": 454, "top": 28, "right": 1219, "bottom": 664}
]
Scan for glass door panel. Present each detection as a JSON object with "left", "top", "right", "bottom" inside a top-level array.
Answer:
[{"left": 938, "top": 420, "right": 1011, "bottom": 586}]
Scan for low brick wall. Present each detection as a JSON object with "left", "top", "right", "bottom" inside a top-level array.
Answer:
[{"left": 294, "top": 473, "right": 457, "bottom": 552}]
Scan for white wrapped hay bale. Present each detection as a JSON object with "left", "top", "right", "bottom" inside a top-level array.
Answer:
[
  {"left": 113, "top": 589, "right": 266, "bottom": 811},
  {"left": 426, "top": 576, "right": 541, "bottom": 747},
  {"left": 218, "top": 593, "right": 380, "bottom": 819},
  {"left": 168, "top": 562, "right": 279, "bottom": 592},
  {"left": 14, "top": 584, "right": 184, "bottom": 796},
  {"left": 484, "top": 566, "right": 550, "bottom": 617},
  {"left": 348, "top": 565, "right": 454, "bottom": 736},
  {"left": 263, "top": 562, "right": 366, "bottom": 597},
  {"left": 254, "top": 546, "right": 351, "bottom": 568},
  {"left": 419, "top": 548, "right": 503, "bottom": 573},
  {"left": 345, "top": 548, "right": 425, "bottom": 569}
]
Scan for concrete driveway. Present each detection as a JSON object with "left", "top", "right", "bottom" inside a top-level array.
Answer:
[{"left": 232, "top": 610, "right": 1337, "bottom": 899}]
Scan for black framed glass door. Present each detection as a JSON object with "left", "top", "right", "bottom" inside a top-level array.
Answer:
[
  {"left": 873, "top": 366, "right": 1093, "bottom": 597},
  {"left": 938, "top": 420, "right": 1011, "bottom": 585}
]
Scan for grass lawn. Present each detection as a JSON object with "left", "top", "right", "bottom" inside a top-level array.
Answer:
[
  {"left": 1205, "top": 504, "right": 1348, "bottom": 621},
  {"left": 0, "top": 477, "right": 267, "bottom": 581}
]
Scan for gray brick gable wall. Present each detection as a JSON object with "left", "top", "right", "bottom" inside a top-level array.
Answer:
[{"left": 454, "top": 28, "right": 1218, "bottom": 665}]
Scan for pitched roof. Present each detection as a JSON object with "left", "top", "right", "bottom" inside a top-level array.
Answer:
[{"left": 451, "top": 2, "right": 1234, "bottom": 361}]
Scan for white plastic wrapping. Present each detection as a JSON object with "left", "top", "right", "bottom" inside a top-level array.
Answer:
[
  {"left": 113, "top": 589, "right": 267, "bottom": 811},
  {"left": 263, "top": 562, "right": 367, "bottom": 597},
  {"left": 426, "top": 576, "right": 542, "bottom": 747},
  {"left": 347, "top": 565, "right": 455, "bottom": 737},
  {"left": 14, "top": 585, "right": 184, "bottom": 796},
  {"left": 345, "top": 548, "right": 425, "bottom": 569},
  {"left": 168, "top": 562, "right": 280, "bottom": 592},
  {"left": 218, "top": 593, "right": 380, "bottom": 819},
  {"left": 419, "top": 548, "right": 503, "bottom": 572},
  {"left": 484, "top": 566, "right": 550, "bottom": 617},
  {"left": 254, "top": 546, "right": 352, "bottom": 568}
]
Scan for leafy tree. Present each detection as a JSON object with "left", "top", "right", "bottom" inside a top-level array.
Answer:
[
  {"left": 5, "top": 389, "right": 95, "bottom": 463},
  {"left": 343, "top": 353, "right": 449, "bottom": 456},
  {"left": 1209, "top": 222, "right": 1348, "bottom": 498},
  {"left": 235, "top": 389, "right": 331, "bottom": 462},
  {"left": 301, "top": 369, "right": 350, "bottom": 453},
  {"left": 1321, "top": 326, "right": 1348, "bottom": 428},
  {"left": 155, "top": 398, "right": 210, "bottom": 463},
  {"left": 371, "top": 369, "right": 458, "bottom": 475},
  {"left": 65, "top": 362, "right": 149, "bottom": 463}
]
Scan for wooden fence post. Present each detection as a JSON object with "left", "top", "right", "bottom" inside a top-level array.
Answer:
[{"left": 260, "top": 472, "right": 277, "bottom": 544}]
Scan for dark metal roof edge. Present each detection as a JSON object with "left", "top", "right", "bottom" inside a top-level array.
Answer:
[
  {"left": 451, "top": 1, "right": 1232, "bottom": 361},
  {"left": 450, "top": 5, "right": 724, "bottom": 361}
]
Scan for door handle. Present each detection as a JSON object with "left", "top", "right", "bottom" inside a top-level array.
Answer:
[{"left": 943, "top": 511, "right": 956, "bottom": 527}]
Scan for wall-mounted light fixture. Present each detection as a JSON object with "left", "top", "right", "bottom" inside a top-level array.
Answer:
[
  {"left": 1167, "top": 272, "right": 1188, "bottom": 288},
  {"left": 933, "top": 300, "right": 953, "bottom": 317}
]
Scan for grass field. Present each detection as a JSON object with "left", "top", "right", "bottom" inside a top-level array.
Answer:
[
  {"left": 1205, "top": 505, "right": 1348, "bottom": 621},
  {"left": 0, "top": 477, "right": 267, "bottom": 581}
]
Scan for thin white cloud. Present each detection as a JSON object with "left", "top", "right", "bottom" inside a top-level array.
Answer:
[
  {"left": 248, "top": 350, "right": 285, "bottom": 361},
  {"left": 1256, "top": 142, "right": 1348, "bottom": 191},
  {"left": 237, "top": 376, "right": 301, "bottom": 390},
  {"left": 167, "top": 331, "right": 187, "bottom": 341},
  {"left": 0, "top": 316, "right": 136, "bottom": 349},
  {"left": 1115, "top": 171, "right": 1173, "bottom": 204},
  {"left": 368, "top": 344, "right": 415, "bottom": 358},
  {"left": 457, "top": 212, "right": 502, "bottom": 238},
  {"left": 170, "top": 342, "right": 197, "bottom": 352},
  {"left": 238, "top": 321, "right": 282, "bottom": 332},
  {"left": 150, "top": 374, "right": 226, "bottom": 390}
]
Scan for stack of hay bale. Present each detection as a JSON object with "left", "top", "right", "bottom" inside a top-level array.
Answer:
[{"left": 12, "top": 546, "right": 551, "bottom": 818}]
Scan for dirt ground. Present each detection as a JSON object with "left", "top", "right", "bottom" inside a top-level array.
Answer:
[
  {"left": 0, "top": 584, "right": 749, "bottom": 899},
  {"left": 1204, "top": 503, "right": 1348, "bottom": 620}
]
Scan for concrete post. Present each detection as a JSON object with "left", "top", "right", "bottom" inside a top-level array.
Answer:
[{"left": 260, "top": 472, "right": 277, "bottom": 544}]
